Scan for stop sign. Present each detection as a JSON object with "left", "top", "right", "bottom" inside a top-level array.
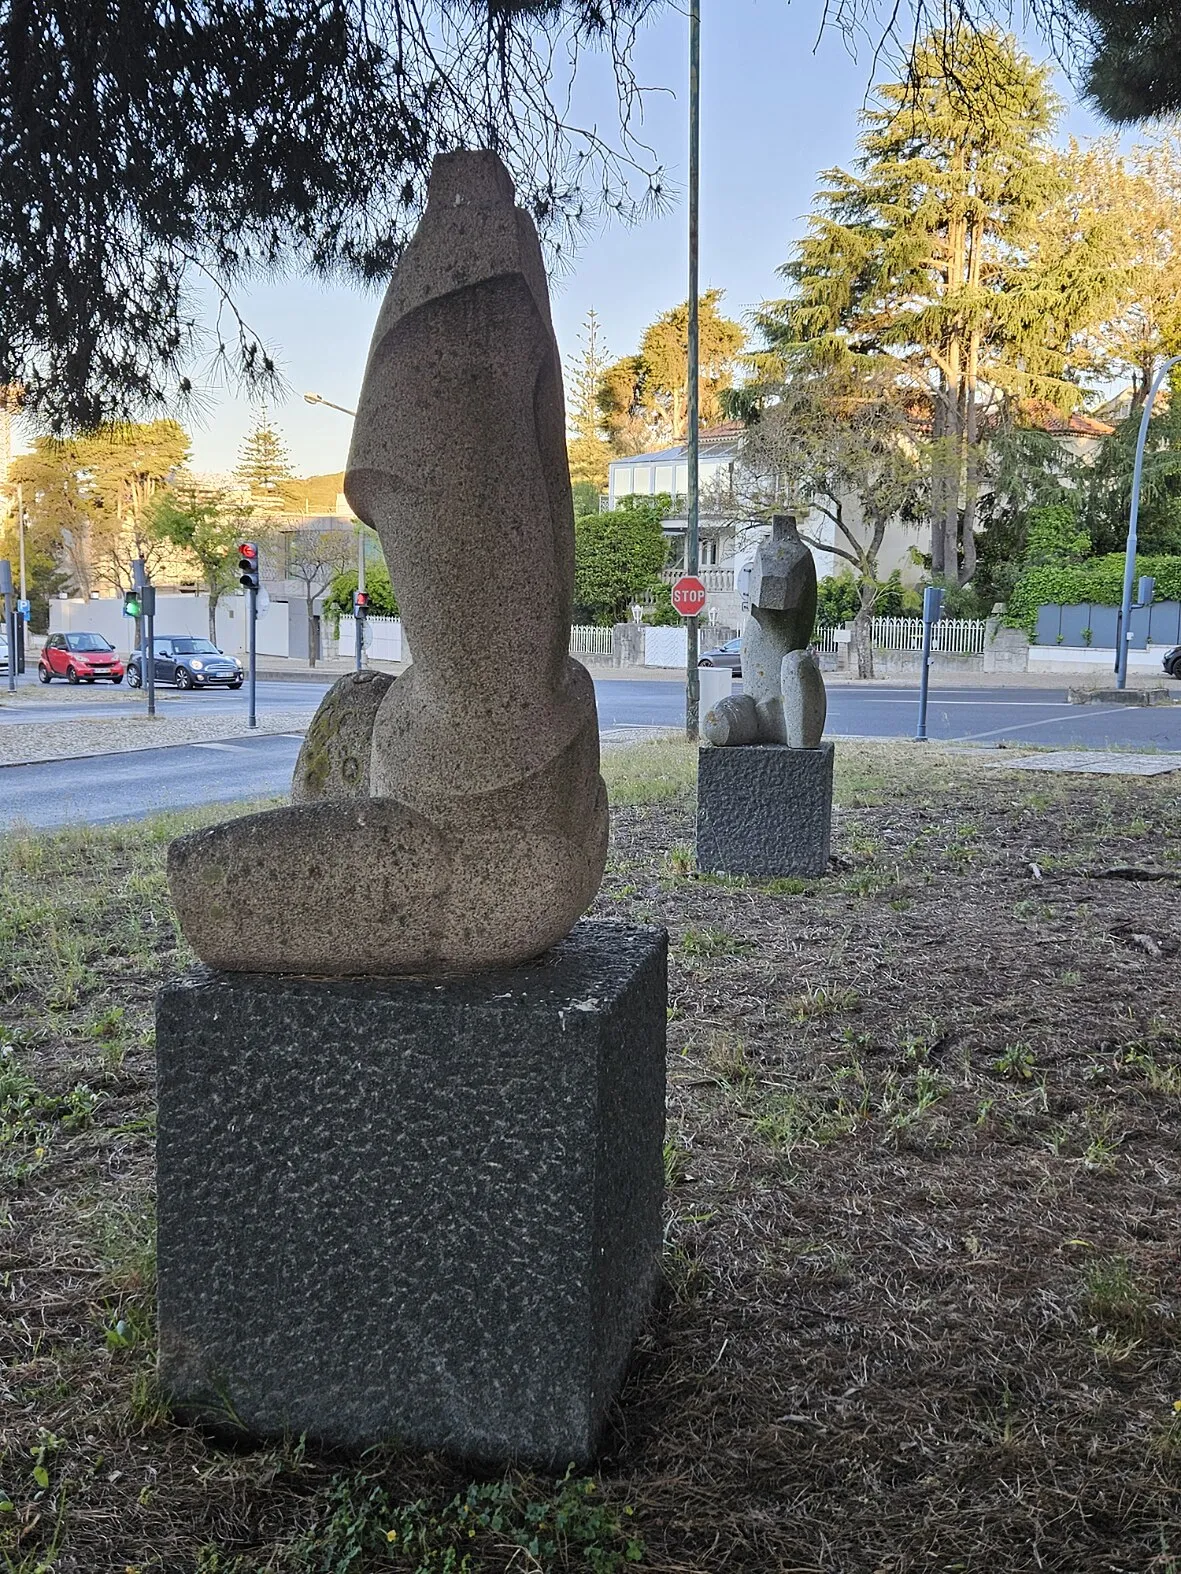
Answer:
[{"left": 670, "top": 575, "right": 707, "bottom": 618}]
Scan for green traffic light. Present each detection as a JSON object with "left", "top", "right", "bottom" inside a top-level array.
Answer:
[{"left": 124, "top": 594, "right": 141, "bottom": 618}]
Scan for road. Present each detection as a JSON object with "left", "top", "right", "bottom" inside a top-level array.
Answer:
[{"left": 2, "top": 677, "right": 1180, "bottom": 831}]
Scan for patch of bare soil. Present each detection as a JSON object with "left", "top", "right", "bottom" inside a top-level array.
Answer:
[{"left": 1, "top": 748, "right": 1180, "bottom": 1572}]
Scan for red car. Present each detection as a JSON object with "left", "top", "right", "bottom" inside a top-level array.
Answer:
[{"left": 39, "top": 632, "right": 126, "bottom": 684}]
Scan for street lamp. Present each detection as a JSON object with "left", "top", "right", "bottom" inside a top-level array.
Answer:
[
  {"left": 1116, "top": 354, "right": 1181, "bottom": 690},
  {"left": 303, "top": 390, "right": 366, "bottom": 672}
]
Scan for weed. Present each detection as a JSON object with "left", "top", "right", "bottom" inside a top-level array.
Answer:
[
  {"left": 1082, "top": 1256, "right": 1154, "bottom": 1335},
  {"left": 760, "top": 876, "right": 810, "bottom": 896},
  {"left": 677, "top": 926, "right": 751, "bottom": 960},
  {"left": 663, "top": 1139, "right": 688, "bottom": 1188},
  {"left": 994, "top": 1042, "right": 1037, "bottom": 1081},
  {"left": 753, "top": 1090, "right": 858, "bottom": 1154},
  {"left": 1119, "top": 1047, "right": 1181, "bottom": 1097},
  {"left": 289, "top": 1465, "right": 644, "bottom": 1573},
  {"left": 663, "top": 843, "right": 694, "bottom": 878},
  {"left": 702, "top": 1031, "right": 755, "bottom": 1093},
  {"left": 785, "top": 985, "right": 860, "bottom": 1023}
]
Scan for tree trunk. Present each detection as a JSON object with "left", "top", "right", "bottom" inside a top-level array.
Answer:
[
  {"left": 306, "top": 596, "right": 316, "bottom": 667},
  {"left": 851, "top": 582, "right": 875, "bottom": 680},
  {"left": 208, "top": 588, "right": 219, "bottom": 645},
  {"left": 960, "top": 366, "right": 980, "bottom": 587}
]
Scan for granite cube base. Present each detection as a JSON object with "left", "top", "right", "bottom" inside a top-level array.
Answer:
[
  {"left": 696, "top": 742, "right": 834, "bottom": 878},
  {"left": 156, "top": 920, "right": 667, "bottom": 1467}
]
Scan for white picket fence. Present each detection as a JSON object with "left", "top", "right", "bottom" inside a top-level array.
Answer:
[
  {"left": 338, "top": 614, "right": 404, "bottom": 662},
  {"left": 569, "top": 624, "right": 614, "bottom": 659},
  {"left": 871, "top": 616, "right": 987, "bottom": 656}
]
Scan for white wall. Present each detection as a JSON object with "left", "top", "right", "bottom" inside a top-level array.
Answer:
[{"left": 50, "top": 594, "right": 290, "bottom": 658}]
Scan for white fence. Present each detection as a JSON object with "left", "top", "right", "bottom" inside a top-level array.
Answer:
[
  {"left": 871, "top": 616, "right": 987, "bottom": 656},
  {"left": 338, "top": 614, "right": 404, "bottom": 662},
  {"left": 569, "top": 624, "right": 614, "bottom": 659}
]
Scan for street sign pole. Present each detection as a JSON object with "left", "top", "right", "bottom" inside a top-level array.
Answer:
[
  {"left": 1117, "top": 354, "right": 1181, "bottom": 690},
  {"left": 915, "top": 585, "right": 943, "bottom": 742},
  {"left": 248, "top": 584, "right": 257, "bottom": 729},
  {"left": 685, "top": 0, "right": 702, "bottom": 742},
  {"left": 0, "top": 559, "right": 14, "bottom": 694},
  {"left": 16, "top": 483, "right": 26, "bottom": 674}
]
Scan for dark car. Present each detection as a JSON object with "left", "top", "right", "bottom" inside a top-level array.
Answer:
[
  {"left": 697, "top": 637, "right": 742, "bottom": 676},
  {"left": 127, "top": 636, "right": 243, "bottom": 690},
  {"left": 1164, "top": 647, "right": 1181, "bottom": 678},
  {"left": 39, "top": 631, "right": 125, "bottom": 684}
]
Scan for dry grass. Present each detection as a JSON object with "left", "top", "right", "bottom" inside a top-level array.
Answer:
[{"left": 3, "top": 743, "right": 1181, "bottom": 1571}]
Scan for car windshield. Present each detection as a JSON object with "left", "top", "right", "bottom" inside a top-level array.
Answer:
[
  {"left": 67, "top": 634, "right": 114, "bottom": 652},
  {"left": 170, "top": 639, "right": 220, "bottom": 655}
]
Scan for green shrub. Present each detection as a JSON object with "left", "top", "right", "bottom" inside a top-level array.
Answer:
[{"left": 1006, "top": 553, "right": 1181, "bottom": 634}]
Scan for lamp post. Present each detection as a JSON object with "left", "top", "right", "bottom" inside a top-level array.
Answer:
[
  {"left": 303, "top": 391, "right": 366, "bottom": 670},
  {"left": 1116, "top": 355, "right": 1181, "bottom": 690},
  {"left": 685, "top": 0, "right": 701, "bottom": 742}
]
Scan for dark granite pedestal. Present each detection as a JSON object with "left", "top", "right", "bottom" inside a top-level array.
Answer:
[
  {"left": 697, "top": 742, "right": 834, "bottom": 878},
  {"left": 156, "top": 921, "right": 667, "bottom": 1467}
]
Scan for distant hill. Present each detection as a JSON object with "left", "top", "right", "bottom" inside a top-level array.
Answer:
[{"left": 278, "top": 471, "right": 346, "bottom": 515}]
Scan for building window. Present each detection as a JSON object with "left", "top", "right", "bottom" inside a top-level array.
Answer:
[
  {"left": 701, "top": 538, "right": 718, "bottom": 567},
  {"left": 612, "top": 467, "right": 632, "bottom": 501},
  {"left": 675, "top": 462, "right": 689, "bottom": 495},
  {"left": 654, "top": 464, "right": 674, "bottom": 494},
  {"left": 631, "top": 465, "right": 653, "bottom": 495}
]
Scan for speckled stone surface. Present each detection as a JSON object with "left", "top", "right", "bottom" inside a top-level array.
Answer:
[
  {"left": 167, "top": 149, "right": 608, "bottom": 977},
  {"left": 156, "top": 921, "right": 667, "bottom": 1466},
  {"left": 292, "top": 669, "right": 396, "bottom": 802},
  {"left": 696, "top": 743, "right": 834, "bottom": 878}
]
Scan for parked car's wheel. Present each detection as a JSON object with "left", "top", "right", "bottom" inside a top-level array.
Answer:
[
  {"left": 176, "top": 666, "right": 194, "bottom": 690},
  {"left": 698, "top": 657, "right": 715, "bottom": 667},
  {"left": 126, "top": 663, "right": 142, "bottom": 688},
  {"left": 37, "top": 664, "right": 51, "bottom": 684},
  {"left": 1167, "top": 655, "right": 1181, "bottom": 678},
  {"left": 111, "top": 673, "right": 123, "bottom": 685},
  {"left": 66, "top": 665, "right": 80, "bottom": 685}
]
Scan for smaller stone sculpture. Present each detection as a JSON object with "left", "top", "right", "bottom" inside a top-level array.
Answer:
[{"left": 702, "top": 513, "right": 827, "bottom": 749}]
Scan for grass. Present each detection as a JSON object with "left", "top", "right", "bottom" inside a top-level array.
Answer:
[{"left": 3, "top": 741, "right": 1181, "bottom": 1570}]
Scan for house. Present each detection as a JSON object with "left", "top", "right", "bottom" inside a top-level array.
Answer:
[{"left": 607, "top": 403, "right": 1117, "bottom": 628}]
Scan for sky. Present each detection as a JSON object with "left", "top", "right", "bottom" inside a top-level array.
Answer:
[{"left": 147, "top": 2, "right": 1119, "bottom": 480}]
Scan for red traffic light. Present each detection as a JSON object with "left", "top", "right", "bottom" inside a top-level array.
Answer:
[
  {"left": 238, "top": 542, "right": 258, "bottom": 560},
  {"left": 354, "top": 591, "right": 369, "bottom": 608}
]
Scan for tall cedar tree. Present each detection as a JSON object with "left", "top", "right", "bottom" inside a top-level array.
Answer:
[
  {"left": 236, "top": 417, "right": 295, "bottom": 509},
  {"left": 0, "top": 1, "right": 664, "bottom": 431},
  {"left": 565, "top": 308, "right": 614, "bottom": 493},
  {"left": 1077, "top": 0, "right": 1181, "bottom": 122},
  {"left": 597, "top": 290, "right": 745, "bottom": 453},
  {"left": 755, "top": 30, "right": 1122, "bottom": 584}
]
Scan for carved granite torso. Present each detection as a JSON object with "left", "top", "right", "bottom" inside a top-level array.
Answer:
[{"left": 167, "top": 151, "right": 608, "bottom": 975}]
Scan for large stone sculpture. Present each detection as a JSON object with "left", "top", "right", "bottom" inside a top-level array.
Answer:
[
  {"left": 168, "top": 151, "right": 608, "bottom": 975},
  {"left": 696, "top": 512, "right": 834, "bottom": 877},
  {"left": 702, "top": 512, "right": 826, "bottom": 748}
]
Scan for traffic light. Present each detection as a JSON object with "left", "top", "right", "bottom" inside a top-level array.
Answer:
[
  {"left": 238, "top": 542, "right": 260, "bottom": 592},
  {"left": 123, "top": 588, "right": 142, "bottom": 618},
  {"left": 353, "top": 590, "right": 369, "bottom": 618}
]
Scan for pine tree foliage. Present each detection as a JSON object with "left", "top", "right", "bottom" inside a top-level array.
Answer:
[
  {"left": 565, "top": 308, "right": 614, "bottom": 492},
  {"left": 596, "top": 289, "right": 745, "bottom": 453},
  {"left": 1076, "top": 0, "right": 1181, "bottom": 123},
  {"left": 235, "top": 417, "right": 295, "bottom": 507},
  {"left": 753, "top": 29, "right": 1124, "bottom": 583},
  {"left": 0, "top": 0, "right": 665, "bottom": 431}
]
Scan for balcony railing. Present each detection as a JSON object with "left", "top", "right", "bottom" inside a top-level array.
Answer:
[{"left": 660, "top": 566, "right": 735, "bottom": 592}]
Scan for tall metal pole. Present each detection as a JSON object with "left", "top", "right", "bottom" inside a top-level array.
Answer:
[
  {"left": 247, "top": 583, "right": 258, "bottom": 728},
  {"left": 685, "top": 0, "right": 701, "bottom": 741},
  {"left": 1116, "top": 355, "right": 1181, "bottom": 691},
  {"left": 355, "top": 524, "right": 366, "bottom": 673},
  {"left": 16, "top": 483, "right": 26, "bottom": 674}
]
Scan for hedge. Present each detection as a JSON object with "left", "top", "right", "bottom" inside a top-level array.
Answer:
[{"left": 1006, "top": 553, "right": 1181, "bottom": 635}]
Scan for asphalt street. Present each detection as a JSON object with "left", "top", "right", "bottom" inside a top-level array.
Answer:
[{"left": 2, "top": 677, "right": 1180, "bottom": 831}]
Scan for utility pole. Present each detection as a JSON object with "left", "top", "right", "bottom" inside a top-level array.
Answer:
[
  {"left": 16, "top": 482, "right": 26, "bottom": 673},
  {"left": 304, "top": 391, "right": 365, "bottom": 670},
  {"left": 685, "top": 0, "right": 702, "bottom": 741},
  {"left": 1116, "top": 354, "right": 1181, "bottom": 690}
]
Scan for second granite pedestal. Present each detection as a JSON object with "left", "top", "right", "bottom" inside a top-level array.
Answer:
[{"left": 696, "top": 742, "right": 834, "bottom": 878}]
